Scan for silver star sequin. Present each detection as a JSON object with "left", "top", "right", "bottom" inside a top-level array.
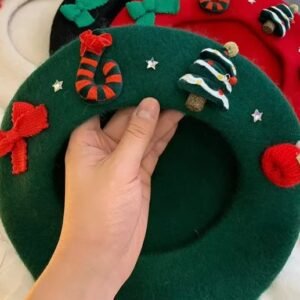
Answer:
[
  {"left": 52, "top": 80, "right": 63, "bottom": 92},
  {"left": 146, "top": 58, "right": 159, "bottom": 70},
  {"left": 251, "top": 109, "right": 263, "bottom": 123}
]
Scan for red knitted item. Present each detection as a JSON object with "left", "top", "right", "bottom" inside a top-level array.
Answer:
[
  {"left": 79, "top": 30, "right": 113, "bottom": 56},
  {"left": 262, "top": 143, "right": 300, "bottom": 188},
  {"left": 0, "top": 102, "right": 49, "bottom": 175},
  {"left": 112, "top": 0, "right": 300, "bottom": 119}
]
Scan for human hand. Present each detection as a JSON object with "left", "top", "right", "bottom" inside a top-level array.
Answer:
[{"left": 26, "top": 98, "right": 183, "bottom": 300}]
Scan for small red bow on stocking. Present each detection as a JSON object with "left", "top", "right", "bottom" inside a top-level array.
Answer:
[
  {"left": 79, "top": 30, "right": 113, "bottom": 56},
  {"left": 0, "top": 102, "right": 49, "bottom": 175}
]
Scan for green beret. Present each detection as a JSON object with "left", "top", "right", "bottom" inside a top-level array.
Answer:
[{"left": 0, "top": 26, "right": 299, "bottom": 300}]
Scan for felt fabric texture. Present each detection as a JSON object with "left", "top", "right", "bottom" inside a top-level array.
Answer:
[
  {"left": 111, "top": 0, "right": 300, "bottom": 119},
  {"left": 49, "top": 0, "right": 129, "bottom": 55},
  {"left": 1, "top": 26, "right": 300, "bottom": 300},
  {"left": 126, "top": 0, "right": 180, "bottom": 25}
]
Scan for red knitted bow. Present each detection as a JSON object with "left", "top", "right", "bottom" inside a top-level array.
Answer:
[
  {"left": 79, "top": 30, "right": 113, "bottom": 56},
  {"left": 0, "top": 102, "right": 49, "bottom": 175}
]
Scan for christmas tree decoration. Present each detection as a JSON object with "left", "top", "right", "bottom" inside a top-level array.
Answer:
[
  {"left": 259, "top": 3, "right": 299, "bottom": 37},
  {"left": 126, "top": 0, "right": 180, "bottom": 25},
  {"left": 75, "top": 30, "right": 123, "bottom": 102},
  {"left": 178, "top": 43, "right": 238, "bottom": 112},
  {"left": 2, "top": 27, "right": 300, "bottom": 300},
  {"left": 262, "top": 143, "right": 300, "bottom": 188},
  {"left": 0, "top": 102, "right": 48, "bottom": 175},
  {"left": 199, "top": 0, "right": 231, "bottom": 14},
  {"left": 60, "top": 0, "right": 110, "bottom": 28}
]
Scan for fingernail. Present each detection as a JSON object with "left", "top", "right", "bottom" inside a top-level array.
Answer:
[{"left": 136, "top": 98, "right": 159, "bottom": 120}]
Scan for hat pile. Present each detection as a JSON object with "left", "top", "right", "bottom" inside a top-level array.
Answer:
[{"left": 50, "top": 0, "right": 128, "bottom": 54}]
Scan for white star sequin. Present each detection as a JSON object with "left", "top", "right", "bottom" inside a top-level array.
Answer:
[
  {"left": 146, "top": 58, "right": 159, "bottom": 70},
  {"left": 251, "top": 109, "right": 263, "bottom": 123},
  {"left": 52, "top": 80, "right": 63, "bottom": 92},
  {"left": 248, "top": 0, "right": 256, "bottom": 4}
]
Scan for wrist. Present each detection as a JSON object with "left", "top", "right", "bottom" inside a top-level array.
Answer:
[
  {"left": 27, "top": 240, "right": 121, "bottom": 300},
  {"left": 53, "top": 240, "right": 120, "bottom": 299}
]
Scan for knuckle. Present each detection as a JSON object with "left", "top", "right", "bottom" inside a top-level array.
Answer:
[
  {"left": 151, "top": 144, "right": 162, "bottom": 158},
  {"left": 126, "top": 122, "right": 148, "bottom": 140}
]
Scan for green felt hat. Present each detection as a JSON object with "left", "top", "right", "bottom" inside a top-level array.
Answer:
[{"left": 0, "top": 26, "right": 300, "bottom": 300}]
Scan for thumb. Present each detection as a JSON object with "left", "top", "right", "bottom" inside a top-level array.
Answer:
[{"left": 112, "top": 98, "right": 160, "bottom": 172}]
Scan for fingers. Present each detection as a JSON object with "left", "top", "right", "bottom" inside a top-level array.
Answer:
[
  {"left": 144, "top": 110, "right": 184, "bottom": 156},
  {"left": 103, "top": 107, "right": 135, "bottom": 144},
  {"left": 66, "top": 116, "right": 102, "bottom": 158},
  {"left": 104, "top": 108, "right": 183, "bottom": 149},
  {"left": 142, "top": 125, "right": 178, "bottom": 177},
  {"left": 70, "top": 116, "right": 101, "bottom": 140},
  {"left": 111, "top": 98, "right": 160, "bottom": 173}
]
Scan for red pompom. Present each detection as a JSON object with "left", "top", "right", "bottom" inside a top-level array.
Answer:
[
  {"left": 79, "top": 30, "right": 113, "bottom": 56},
  {"left": 229, "top": 76, "right": 238, "bottom": 86},
  {"left": 261, "top": 143, "right": 300, "bottom": 188}
]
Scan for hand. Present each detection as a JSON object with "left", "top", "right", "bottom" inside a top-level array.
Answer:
[{"left": 26, "top": 98, "right": 183, "bottom": 300}]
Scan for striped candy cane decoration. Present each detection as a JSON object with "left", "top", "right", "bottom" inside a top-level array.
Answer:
[{"left": 76, "top": 30, "right": 123, "bottom": 102}]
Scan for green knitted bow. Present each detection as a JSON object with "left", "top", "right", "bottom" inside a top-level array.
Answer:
[
  {"left": 60, "top": 0, "right": 109, "bottom": 28},
  {"left": 126, "top": 0, "right": 180, "bottom": 26}
]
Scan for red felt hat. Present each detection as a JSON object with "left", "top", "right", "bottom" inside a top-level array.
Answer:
[{"left": 111, "top": 0, "right": 300, "bottom": 119}]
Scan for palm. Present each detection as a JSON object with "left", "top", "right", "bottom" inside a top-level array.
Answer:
[{"left": 66, "top": 106, "right": 183, "bottom": 282}]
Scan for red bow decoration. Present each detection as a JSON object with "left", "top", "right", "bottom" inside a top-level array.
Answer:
[
  {"left": 0, "top": 102, "right": 49, "bottom": 175},
  {"left": 79, "top": 30, "right": 113, "bottom": 56}
]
